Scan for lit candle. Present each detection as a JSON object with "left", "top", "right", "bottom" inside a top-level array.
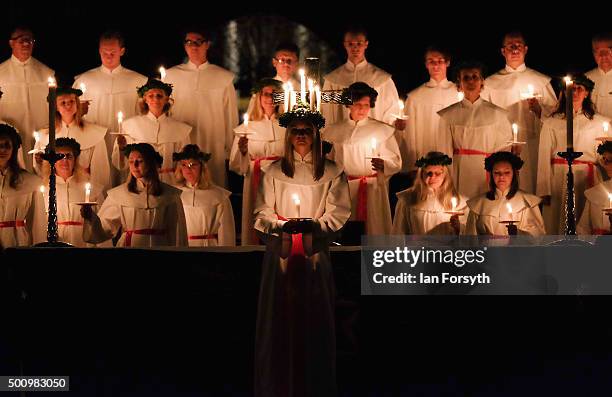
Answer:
[
  {"left": 527, "top": 84, "right": 534, "bottom": 97},
  {"left": 564, "top": 76, "right": 574, "bottom": 150},
  {"left": 398, "top": 100, "right": 405, "bottom": 118},
  {"left": 299, "top": 69, "right": 306, "bottom": 104},
  {"left": 457, "top": 92, "right": 464, "bottom": 102},
  {"left": 290, "top": 90, "right": 297, "bottom": 111},
  {"left": 604, "top": 121, "right": 610, "bottom": 134},
  {"left": 608, "top": 192, "right": 612, "bottom": 209},
  {"left": 512, "top": 123, "right": 518, "bottom": 143},
  {"left": 85, "top": 182, "right": 91, "bottom": 203},
  {"left": 506, "top": 203, "right": 513, "bottom": 221},
  {"left": 315, "top": 85, "right": 321, "bottom": 112},
  {"left": 79, "top": 83, "right": 87, "bottom": 96},
  {"left": 451, "top": 196, "right": 458, "bottom": 212},
  {"left": 292, "top": 193, "right": 301, "bottom": 218},
  {"left": 283, "top": 83, "right": 289, "bottom": 113},
  {"left": 117, "top": 111, "right": 124, "bottom": 133},
  {"left": 371, "top": 137, "right": 378, "bottom": 157},
  {"left": 159, "top": 66, "right": 166, "bottom": 81},
  {"left": 308, "top": 79, "right": 314, "bottom": 110},
  {"left": 243, "top": 113, "right": 249, "bottom": 129},
  {"left": 47, "top": 77, "right": 57, "bottom": 151}
]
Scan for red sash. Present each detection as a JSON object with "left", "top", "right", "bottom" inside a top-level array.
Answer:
[
  {"left": 592, "top": 228, "right": 610, "bottom": 235},
  {"left": 277, "top": 215, "right": 305, "bottom": 257},
  {"left": 124, "top": 228, "right": 166, "bottom": 247},
  {"left": 348, "top": 174, "right": 377, "bottom": 222},
  {"left": 551, "top": 158, "right": 595, "bottom": 188},
  {"left": 453, "top": 148, "right": 492, "bottom": 156},
  {"left": 57, "top": 221, "right": 83, "bottom": 226},
  {"left": 0, "top": 220, "right": 26, "bottom": 228},
  {"left": 188, "top": 233, "right": 218, "bottom": 240}
]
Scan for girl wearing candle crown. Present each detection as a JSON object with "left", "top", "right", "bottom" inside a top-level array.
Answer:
[
  {"left": 174, "top": 144, "right": 235, "bottom": 246},
  {"left": 536, "top": 74, "right": 612, "bottom": 234},
  {"left": 229, "top": 78, "right": 286, "bottom": 245},
  {"left": 467, "top": 151, "right": 545, "bottom": 236},
  {"left": 113, "top": 79, "right": 192, "bottom": 186},
  {"left": 40, "top": 137, "right": 105, "bottom": 247},
  {"left": 253, "top": 105, "right": 350, "bottom": 396},
  {"left": 0, "top": 123, "right": 46, "bottom": 248},
  {"left": 81, "top": 143, "right": 188, "bottom": 247},
  {"left": 578, "top": 141, "right": 612, "bottom": 235},
  {"left": 33, "top": 86, "right": 111, "bottom": 193},
  {"left": 392, "top": 152, "right": 468, "bottom": 235}
]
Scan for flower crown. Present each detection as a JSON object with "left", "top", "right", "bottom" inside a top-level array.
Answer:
[
  {"left": 172, "top": 144, "right": 212, "bottom": 162},
  {"left": 278, "top": 103, "right": 325, "bottom": 130},
  {"left": 137, "top": 78, "right": 173, "bottom": 98},
  {"left": 415, "top": 153, "right": 452, "bottom": 168},
  {"left": 55, "top": 137, "right": 81, "bottom": 157},
  {"left": 597, "top": 141, "right": 612, "bottom": 155},
  {"left": 484, "top": 151, "right": 524, "bottom": 171},
  {"left": 250, "top": 78, "right": 283, "bottom": 95}
]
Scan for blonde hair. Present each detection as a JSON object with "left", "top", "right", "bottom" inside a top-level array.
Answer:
[
  {"left": 138, "top": 92, "right": 173, "bottom": 115},
  {"left": 174, "top": 159, "right": 214, "bottom": 189},
  {"left": 248, "top": 88, "right": 280, "bottom": 122},
  {"left": 55, "top": 94, "right": 85, "bottom": 129},
  {"left": 407, "top": 163, "right": 458, "bottom": 210}
]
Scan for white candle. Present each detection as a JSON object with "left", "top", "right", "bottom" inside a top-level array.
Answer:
[
  {"left": 290, "top": 90, "right": 297, "bottom": 111},
  {"left": 457, "top": 92, "right": 464, "bottom": 102},
  {"left": 604, "top": 121, "right": 610, "bottom": 134},
  {"left": 159, "top": 66, "right": 166, "bottom": 81},
  {"left": 299, "top": 69, "right": 306, "bottom": 104},
  {"left": 398, "top": 100, "right": 404, "bottom": 118},
  {"left": 451, "top": 197, "right": 458, "bottom": 212},
  {"left": 79, "top": 83, "right": 87, "bottom": 96},
  {"left": 506, "top": 203, "right": 513, "bottom": 221},
  {"left": 117, "top": 111, "right": 124, "bottom": 133},
  {"left": 283, "top": 83, "right": 289, "bottom": 113},
  {"left": 608, "top": 193, "right": 612, "bottom": 209},
  {"left": 40, "top": 185, "right": 47, "bottom": 213},
  {"left": 292, "top": 193, "right": 301, "bottom": 218},
  {"left": 371, "top": 137, "right": 378, "bottom": 157},
  {"left": 512, "top": 123, "right": 518, "bottom": 142},
  {"left": 308, "top": 79, "right": 314, "bottom": 110},
  {"left": 243, "top": 113, "right": 249, "bottom": 129},
  {"left": 85, "top": 182, "right": 91, "bottom": 203},
  {"left": 33, "top": 131, "right": 40, "bottom": 145},
  {"left": 315, "top": 85, "right": 321, "bottom": 112}
]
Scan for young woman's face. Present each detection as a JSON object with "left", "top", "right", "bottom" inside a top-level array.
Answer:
[
  {"left": 55, "top": 147, "right": 76, "bottom": 178},
  {"left": 572, "top": 84, "right": 589, "bottom": 108},
  {"left": 492, "top": 161, "right": 514, "bottom": 192},
  {"left": 180, "top": 158, "right": 202, "bottom": 185},
  {"left": 0, "top": 137, "right": 13, "bottom": 167},
  {"left": 57, "top": 94, "right": 78, "bottom": 120},
  {"left": 289, "top": 121, "right": 314, "bottom": 151},
  {"left": 128, "top": 151, "right": 148, "bottom": 179},
  {"left": 422, "top": 165, "right": 445, "bottom": 190},
  {"left": 259, "top": 86, "right": 276, "bottom": 114},
  {"left": 144, "top": 89, "right": 169, "bottom": 114}
]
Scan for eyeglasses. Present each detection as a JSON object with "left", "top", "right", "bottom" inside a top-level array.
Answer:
[
  {"left": 503, "top": 43, "right": 525, "bottom": 51},
  {"left": 290, "top": 127, "right": 314, "bottom": 136},
  {"left": 10, "top": 36, "right": 35, "bottom": 45},
  {"left": 184, "top": 39, "right": 206, "bottom": 47},
  {"left": 273, "top": 57, "right": 295, "bottom": 65}
]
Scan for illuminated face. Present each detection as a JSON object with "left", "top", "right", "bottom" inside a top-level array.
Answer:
[
  {"left": 593, "top": 40, "right": 612, "bottom": 71},
  {"left": 180, "top": 159, "right": 202, "bottom": 185},
  {"left": 425, "top": 51, "right": 449, "bottom": 80},
  {"left": 0, "top": 137, "right": 13, "bottom": 167},
  {"left": 128, "top": 151, "right": 147, "bottom": 179},
  {"left": 9, "top": 29, "right": 34, "bottom": 61},
  {"left": 572, "top": 84, "right": 589, "bottom": 108},
  {"left": 144, "top": 88, "right": 169, "bottom": 114},
  {"left": 184, "top": 32, "right": 210, "bottom": 63},
  {"left": 55, "top": 147, "right": 76, "bottom": 178},
  {"left": 259, "top": 86, "right": 276, "bottom": 113},
  {"left": 501, "top": 36, "right": 528, "bottom": 66},
  {"left": 459, "top": 68, "right": 484, "bottom": 96},
  {"left": 272, "top": 50, "right": 298, "bottom": 78},
  {"left": 57, "top": 94, "right": 77, "bottom": 120},
  {"left": 289, "top": 121, "right": 314, "bottom": 151},
  {"left": 99, "top": 39, "right": 125, "bottom": 70},
  {"left": 349, "top": 96, "right": 371, "bottom": 121},
  {"left": 422, "top": 165, "right": 445, "bottom": 190},
  {"left": 492, "top": 161, "right": 514, "bottom": 192},
  {"left": 343, "top": 32, "right": 368, "bottom": 62}
]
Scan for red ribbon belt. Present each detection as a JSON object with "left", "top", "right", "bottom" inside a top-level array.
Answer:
[
  {"left": 58, "top": 221, "right": 83, "bottom": 226},
  {"left": 0, "top": 220, "right": 26, "bottom": 228},
  {"left": 252, "top": 156, "right": 280, "bottom": 203},
  {"left": 188, "top": 234, "right": 218, "bottom": 240},
  {"left": 592, "top": 228, "right": 610, "bottom": 235},
  {"left": 551, "top": 158, "right": 595, "bottom": 188},
  {"left": 277, "top": 215, "right": 304, "bottom": 257},
  {"left": 347, "top": 174, "right": 377, "bottom": 222},
  {"left": 453, "top": 148, "right": 493, "bottom": 156},
  {"left": 124, "top": 228, "right": 166, "bottom": 247}
]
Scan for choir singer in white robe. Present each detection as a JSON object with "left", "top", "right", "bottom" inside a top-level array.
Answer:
[
  {"left": 253, "top": 106, "right": 350, "bottom": 397},
  {"left": 174, "top": 144, "right": 235, "bottom": 247},
  {"left": 586, "top": 33, "right": 612, "bottom": 119},
  {"left": 482, "top": 31, "right": 558, "bottom": 193},
  {"left": 323, "top": 82, "right": 401, "bottom": 235},
  {"left": 81, "top": 143, "right": 187, "bottom": 247},
  {"left": 165, "top": 28, "right": 238, "bottom": 187},
  {"left": 393, "top": 152, "right": 467, "bottom": 235},
  {"left": 577, "top": 141, "right": 612, "bottom": 235},
  {"left": 466, "top": 151, "right": 545, "bottom": 236},
  {"left": 230, "top": 79, "right": 286, "bottom": 245},
  {"left": 0, "top": 27, "right": 54, "bottom": 170}
]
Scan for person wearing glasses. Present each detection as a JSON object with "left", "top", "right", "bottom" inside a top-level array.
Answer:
[
  {"left": 230, "top": 79, "right": 286, "bottom": 245},
  {"left": 165, "top": 28, "right": 238, "bottom": 188},
  {"left": 33, "top": 87, "right": 111, "bottom": 192},
  {"left": 578, "top": 141, "right": 612, "bottom": 235},
  {"left": 321, "top": 26, "right": 400, "bottom": 126},
  {"left": 0, "top": 26, "right": 54, "bottom": 171},
  {"left": 586, "top": 32, "right": 612, "bottom": 118},
  {"left": 396, "top": 46, "right": 459, "bottom": 175},
  {"left": 72, "top": 31, "right": 147, "bottom": 157},
  {"left": 481, "top": 31, "right": 557, "bottom": 194},
  {"left": 438, "top": 61, "right": 514, "bottom": 200},
  {"left": 392, "top": 152, "right": 467, "bottom": 235},
  {"left": 253, "top": 105, "right": 350, "bottom": 396},
  {"left": 113, "top": 79, "right": 192, "bottom": 186},
  {"left": 536, "top": 75, "right": 612, "bottom": 234},
  {"left": 81, "top": 143, "right": 188, "bottom": 247},
  {"left": 173, "top": 144, "right": 235, "bottom": 247},
  {"left": 323, "top": 82, "right": 401, "bottom": 235}
]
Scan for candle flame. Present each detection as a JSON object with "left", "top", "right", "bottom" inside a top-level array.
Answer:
[
  {"left": 47, "top": 77, "right": 56, "bottom": 87},
  {"left": 159, "top": 66, "right": 166, "bottom": 80},
  {"left": 457, "top": 92, "right": 464, "bottom": 101},
  {"left": 39, "top": 185, "right": 45, "bottom": 194},
  {"left": 506, "top": 203, "right": 513, "bottom": 214},
  {"left": 398, "top": 100, "right": 404, "bottom": 111},
  {"left": 292, "top": 193, "right": 300, "bottom": 205},
  {"left": 117, "top": 111, "right": 124, "bottom": 123},
  {"left": 243, "top": 113, "right": 249, "bottom": 127},
  {"left": 86, "top": 182, "right": 91, "bottom": 191},
  {"left": 79, "top": 83, "right": 87, "bottom": 94},
  {"left": 33, "top": 131, "right": 40, "bottom": 142},
  {"left": 564, "top": 76, "right": 572, "bottom": 86},
  {"left": 299, "top": 69, "right": 305, "bottom": 77},
  {"left": 604, "top": 122, "right": 610, "bottom": 133},
  {"left": 512, "top": 123, "right": 518, "bottom": 134},
  {"left": 451, "top": 197, "right": 458, "bottom": 210}
]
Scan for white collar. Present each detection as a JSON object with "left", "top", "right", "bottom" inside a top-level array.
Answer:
[
  {"left": 56, "top": 174, "right": 75, "bottom": 185},
  {"left": 505, "top": 64, "right": 527, "bottom": 73},
  {"left": 597, "top": 67, "right": 612, "bottom": 76},
  {"left": 293, "top": 150, "right": 313, "bottom": 163},
  {"left": 101, "top": 64, "right": 123, "bottom": 75},
  {"left": 345, "top": 59, "right": 368, "bottom": 71},
  {"left": 146, "top": 112, "right": 167, "bottom": 122},
  {"left": 187, "top": 61, "right": 209, "bottom": 70},
  {"left": 461, "top": 97, "right": 483, "bottom": 107},
  {"left": 425, "top": 78, "right": 451, "bottom": 88}
]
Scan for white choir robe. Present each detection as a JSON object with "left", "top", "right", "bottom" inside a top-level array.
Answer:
[
  {"left": 0, "top": 56, "right": 54, "bottom": 170},
  {"left": 253, "top": 154, "right": 350, "bottom": 397},
  {"left": 229, "top": 117, "right": 286, "bottom": 245},
  {"left": 438, "top": 98, "right": 513, "bottom": 199},
  {"left": 392, "top": 189, "right": 468, "bottom": 235},
  {"left": 35, "top": 121, "right": 111, "bottom": 192},
  {"left": 466, "top": 189, "right": 545, "bottom": 236},
  {"left": 586, "top": 68, "right": 612, "bottom": 119},
  {"left": 536, "top": 113, "right": 612, "bottom": 234},
  {"left": 179, "top": 184, "right": 236, "bottom": 247},
  {"left": 0, "top": 169, "right": 46, "bottom": 248},
  {"left": 53, "top": 176, "right": 106, "bottom": 247},
  {"left": 482, "top": 64, "right": 558, "bottom": 193},
  {"left": 111, "top": 113, "right": 192, "bottom": 185},
  {"left": 73, "top": 65, "right": 148, "bottom": 153},
  {"left": 403, "top": 79, "right": 459, "bottom": 172},
  {"left": 323, "top": 117, "right": 401, "bottom": 235},
  {"left": 83, "top": 180, "right": 188, "bottom": 247},
  {"left": 165, "top": 61, "right": 239, "bottom": 187},
  {"left": 577, "top": 179, "right": 612, "bottom": 235},
  {"left": 246, "top": 75, "right": 299, "bottom": 114},
  {"left": 322, "top": 60, "right": 400, "bottom": 125}
]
